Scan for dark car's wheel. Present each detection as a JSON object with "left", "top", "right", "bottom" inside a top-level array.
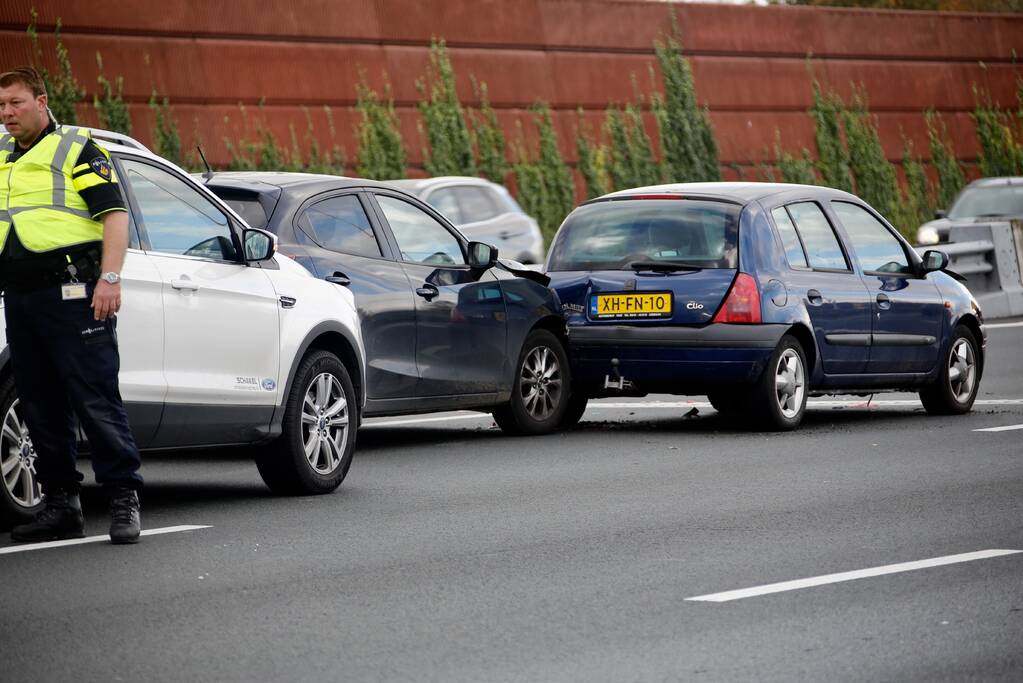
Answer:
[
  {"left": 707, "top": 391, "right": 744, "bottom": 415},
  {"left": 256, "top": 350, "right": 356, "bottom": 495},
  {"left": 493, "top": 330, "right": 571, "bottom": 435},
  {"left": 919, "top": 325, "right": 980, "bottom": 415},
  {"left": 748, "top": 334, "right": 808, "bottom": 431},
  {"left": 0, "top": 376, "right": 43, "bottom": 528},
  {"left": 558, "top": 392, "right": 589, "bottom": 430}
]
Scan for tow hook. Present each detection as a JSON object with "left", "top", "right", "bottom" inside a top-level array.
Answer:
[{"left": 604, "top": 358, "right": 633, "bottom": 391}]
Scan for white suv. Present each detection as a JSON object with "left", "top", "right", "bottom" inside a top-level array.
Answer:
[{"left": 0, "top": 129, "right": 365, "bottom": 526}]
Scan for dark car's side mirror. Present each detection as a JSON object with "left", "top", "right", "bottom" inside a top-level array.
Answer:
[
  {"left": 467, "top": 241, "right": 498, "bottom": 269},
  {"left": 922, "top": 249, "right": 949, "bottom": 273},
  {"left": 243, "top": 228, "right": 276, "bottom": 263},
  {"left": 934, "top": 209, "right": 947, "bottom": 220}
]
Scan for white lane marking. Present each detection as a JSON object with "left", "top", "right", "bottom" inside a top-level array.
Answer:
[
  {"left": 685, "top": 549, "right": 1022, "bottom": 603},
  {"left": 986, "top": 321, "right": 1023, "bottom": 329},
  {"left": 588, "top": 399, "right": 1023, "bottom": 408},
  {"left": 0, "top": 525, "right": 211, "bottom": 556},
  {"left": 973, "top": 423, "right": 1023, "bottom": 432},
  {"left": 364, "top": 413, "right": 488, "bottom": 428},
  {"left": 361, "top": 399, "right": 1023, "bottom": 428}
]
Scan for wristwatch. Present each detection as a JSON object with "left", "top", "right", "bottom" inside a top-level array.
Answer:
[{"left": 100, "top": 272, "right": 121, "bottom": 285}]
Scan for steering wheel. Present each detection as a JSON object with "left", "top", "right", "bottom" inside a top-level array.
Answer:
[{"left": 618, "top": 252, "right": 651, "bottom": 268}]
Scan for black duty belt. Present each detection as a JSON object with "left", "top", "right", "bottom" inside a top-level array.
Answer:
[
  {"left": 3, "top": 271, "right": 92, "bottom": 293},
  {"left": 0, "top": 248, "right": 102, "bottom": 293}
]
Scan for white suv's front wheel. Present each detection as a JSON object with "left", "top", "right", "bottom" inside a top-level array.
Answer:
[
  {"left": 257, "top": 350, "right": 356, "bottom": 495},
  {"left": 0, "top": 376, "right": 43, "bottom": 528}
]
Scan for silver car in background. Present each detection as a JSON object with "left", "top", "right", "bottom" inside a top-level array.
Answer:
[
  {"left": 387, "top": 176, "right": 545, "bottom": 264},
  {"left": 917, "top": 176, "right": 1023, "bottom": 244}
]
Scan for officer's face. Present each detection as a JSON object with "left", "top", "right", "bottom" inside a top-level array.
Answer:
[{"left": 0, "top": 82, "right": 49, "bottom": 145}]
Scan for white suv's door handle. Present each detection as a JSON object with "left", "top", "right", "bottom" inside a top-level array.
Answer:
[{"left": 171, "top": 279, "right": 200, "bottom": 291}]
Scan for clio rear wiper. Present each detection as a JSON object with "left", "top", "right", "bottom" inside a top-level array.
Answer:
[{"left": 628, "top": 260, "right": 703, "bottom": 272}]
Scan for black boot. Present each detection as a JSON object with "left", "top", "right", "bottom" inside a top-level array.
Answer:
[
  {"left": 11, "top": 490, "right": 86, "bottom": 542},
  {"left": 108, "top": 486, "right": 141, "bottom": 544}
]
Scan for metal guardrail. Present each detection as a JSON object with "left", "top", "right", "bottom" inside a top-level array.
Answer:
[
  {"left": 938, "top": 240, "right": 995, "bottom": 278},
  {"left": 919, "top": 221, "right": 1023, "bottom": 319}
]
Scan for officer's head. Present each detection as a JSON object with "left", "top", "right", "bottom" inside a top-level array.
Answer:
[{"left": 0, "top": 66, "right": 50, "bottom": 146}]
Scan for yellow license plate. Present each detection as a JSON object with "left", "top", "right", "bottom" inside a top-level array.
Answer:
[{"left": 590, "top": 292, "right": 673, "bottom": 319}]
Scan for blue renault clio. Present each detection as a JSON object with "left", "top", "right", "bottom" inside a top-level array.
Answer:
[{"left": 545, "top": 183, "right": 986, "bottom": 431}]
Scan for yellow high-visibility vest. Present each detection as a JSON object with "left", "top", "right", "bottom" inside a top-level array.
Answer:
[{"left": 0, "top": 125, "right": 106, "bottom": 254}]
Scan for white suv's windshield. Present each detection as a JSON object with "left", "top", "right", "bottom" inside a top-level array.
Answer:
[
  {"left": 546, "top": 199, "right": 740, "bottom": 271},
  {"left": 947, "top": 184, "right": 1023, "bottom": 219}
]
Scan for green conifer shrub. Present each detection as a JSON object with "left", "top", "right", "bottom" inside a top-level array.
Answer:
[
  {"left": 149, "top": 91, "right": 181, "bottom": 165},
  {"left": 575, "top": 112, "right": 609, "bottom": 199},
  {"left": 809, "top": 80, "right": 853, "bottom": 192},
  {"left": 653, "top": 23, "right": 719, "bottom": 182},
  {"left": 772, "top": 133, "right": 818, "bottom": 185},
  {"left": 534, "top": 104, "right": 576, "bottom": 241},
  {"left": 94, "top": 53, "right": 131, "bottom": 134},
  {"left": 842, "top": 89, "right": 898, "bottom": 218},
  {"left": 469, "top": 80, "right": 507, "bottom": 183},
  {"left": 510, "top": 128, "right": 546, "bottom": 228},
  {"left": 355, "top": 76, "right": 406, "bottom": 179},
  {"left": 417, "top": 39, "right": 474, "bottom": 177},
  {"left": 972, "top": 86, "right": 1023, "bottom": 177},
  {"left": 926, "top": 111, "right": 966, "bottom": 211},
  {"left": 901, "top": 137, "right": 933, "bottom": 226},
  {"left": 27, "top": 12, "right": 82, "bottom": 125},
  {"left": 304, "top": 106, "right": 346, "bottom": 175}
]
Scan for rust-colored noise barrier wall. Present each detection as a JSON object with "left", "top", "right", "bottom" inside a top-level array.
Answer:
[{"left": 2, "top": 0, "right": 1020, "bottom": 180}]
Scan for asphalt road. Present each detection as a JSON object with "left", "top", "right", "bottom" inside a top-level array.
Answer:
[{"left": 2, "top": 323, "right": 1021, "bottom": 682}]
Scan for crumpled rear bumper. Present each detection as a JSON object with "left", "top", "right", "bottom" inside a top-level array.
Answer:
[{"left": 567, "top": 323, "right": 790, "bottom": 390}]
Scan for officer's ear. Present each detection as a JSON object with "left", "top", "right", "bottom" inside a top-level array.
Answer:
[{"left": 36, "top": 92, "right": 48, "bottom": 114}]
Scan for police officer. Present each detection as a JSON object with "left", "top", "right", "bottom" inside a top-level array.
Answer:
[{"left": 0, "top": 66, "right": 142, "bottom": 544}]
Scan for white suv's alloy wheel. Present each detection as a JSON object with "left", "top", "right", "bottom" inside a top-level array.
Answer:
[
  {"left": 1, "top": 399, "right": 41, "bottom": 510},
  {"left": 301, "top": 373, "right": 350, "bottom": 475}
]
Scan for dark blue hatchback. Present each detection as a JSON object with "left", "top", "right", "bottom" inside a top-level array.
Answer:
[{"left": 546, "top": 182, "right": 986, "bottom": 431}]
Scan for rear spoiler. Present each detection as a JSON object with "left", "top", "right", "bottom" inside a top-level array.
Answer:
[{"left": 496, "top": 258, "right": 549, "bottom": 286}]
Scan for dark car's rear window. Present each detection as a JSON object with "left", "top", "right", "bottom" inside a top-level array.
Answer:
[
  {"left": 206, "top": 187, "right": 271, "bottom": 229},
  {"left": 546, "top": 199, "right": 741, "bottom": 271}
]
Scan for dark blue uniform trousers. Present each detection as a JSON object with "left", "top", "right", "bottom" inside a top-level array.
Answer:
[{"left": 4, "top": 283, "right": 142, "bottom": 494}]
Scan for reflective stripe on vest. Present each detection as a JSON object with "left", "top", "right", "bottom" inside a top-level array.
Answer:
[
  {"left": 0, "top": 135, "right": 14, "bottom": 235},
  {"left": 0, "top": 126, "right": 105, "bottom": 254}
]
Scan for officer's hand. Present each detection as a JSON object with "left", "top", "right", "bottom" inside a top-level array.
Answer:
[{"left": 92, "top": 280, "right": 121, "bottom": 320}]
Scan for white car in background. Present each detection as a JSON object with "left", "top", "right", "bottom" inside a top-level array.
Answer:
[
  {"left": 0, "top": 127, "right": 366, "bottom": 527},
  {"left": 386, "top": 176, "right": 546, "bottom": 264}
]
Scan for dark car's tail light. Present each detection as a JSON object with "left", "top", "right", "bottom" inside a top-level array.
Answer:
[{"left": 712, "top": 273, "right": 761, "bottom": 324}]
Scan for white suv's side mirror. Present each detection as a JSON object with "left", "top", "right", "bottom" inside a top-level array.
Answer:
[{"left": 244, "top": 228, "right": 277, "bottom": 262}]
